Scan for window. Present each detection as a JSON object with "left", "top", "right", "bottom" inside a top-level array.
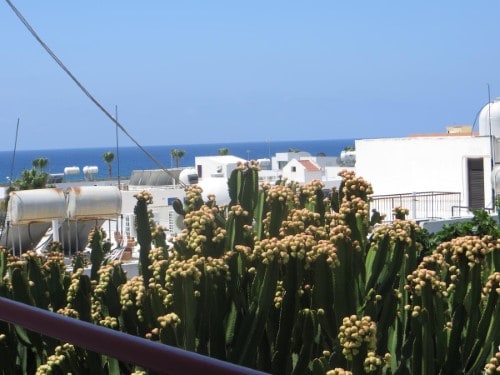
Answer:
[
  {"left": 291, "top": 166, "right": 296, "bottom": 172},
  {"left": 168, "top": 211, "right": 175, "bottom": 233},
  {"left": 467, "top": 158, "right": 484, "bottom": 209},
  {"left": 167, "top": 197, "right": 179, "bottom": 205}
]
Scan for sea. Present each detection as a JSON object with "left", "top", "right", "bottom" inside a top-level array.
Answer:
[{"left": 0, "top": 138, "right": 355, "bottom": 184}]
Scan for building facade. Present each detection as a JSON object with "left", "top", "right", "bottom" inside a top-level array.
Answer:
[{"left": 356, "top": 99, "right": 500, "bottom": 216}]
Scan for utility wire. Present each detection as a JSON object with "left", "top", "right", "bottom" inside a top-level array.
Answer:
[
  {"left": 9, "top": 118, "right": 20, "bottom": 188},
  {"left": 5, "top": 0, "right": 186, "bottom": 188}
]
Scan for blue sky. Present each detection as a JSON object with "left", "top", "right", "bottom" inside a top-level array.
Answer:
[{"left": 2, "top": 1, "right": 500, "bottom": 151}]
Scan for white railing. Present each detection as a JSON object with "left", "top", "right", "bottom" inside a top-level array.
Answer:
[{"left": 370, "top": 191, "right": 462, "bottom": 222}]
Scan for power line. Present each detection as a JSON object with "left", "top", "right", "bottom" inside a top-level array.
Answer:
[
  {"left": 9, "top": 118, "right": 20, "bottom": 187},
  {"left": 5, "top": 0, "right": 186, "bottom": 188}
]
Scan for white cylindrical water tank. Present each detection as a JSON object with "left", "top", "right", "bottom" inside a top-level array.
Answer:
[
  {"left": 478, "top": 98, "right": 500, "bottom": 137},
  {"left": 340, "top": 150, "right": 356, "bottom": 163},
  {"left": 179, "top": 168, "right": 198, "bottom": 185},
  {"left": 198, "top": 178, "right": 230, "bottom": 205},
  {"left": 66, "top": 186, "right": 122, "bottom": 220},
  {"left": 82, "top": 166, "right": 99, "bottom": 175},
  {"left": 8, "top": 188, "right": 66, "bottom": 224},
  {"left": 64, "top": 166, "right": 80, "bottom": 175},
  {"left": 257, "top": 158, "right": 271, "bottom": 169}
]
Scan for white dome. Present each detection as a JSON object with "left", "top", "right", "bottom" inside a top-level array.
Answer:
[
  {"left": 198, "top": 178, "right": 230, "bottom": 205},
  {"left": 478, "top": 98, "right": 500, "bottom": 137},
  {"left": 179, "top": 168, "right": 198, "bottom": 185}
]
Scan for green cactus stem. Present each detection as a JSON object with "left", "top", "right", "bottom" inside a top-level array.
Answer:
[
  {"left": 88, "top": 227, "right": 105, "bottom": 281},
  {"left": 134, "top": 191, "right": 154, "bottom": 285},
  {"left": 231, "top": 257, "right": 280, "bottom": 367}
]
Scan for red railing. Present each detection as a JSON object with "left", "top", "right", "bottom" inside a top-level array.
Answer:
[{"left": 0, "top": 297, "right": 266, "bottom": 375}]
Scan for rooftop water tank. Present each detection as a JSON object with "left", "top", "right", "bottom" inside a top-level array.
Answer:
[
  {"left": 198, "top": 178, "right": 230, "bottom": 205},
  {"left": 179, "top": 168, "right": 199, "bottom": 185},
  {"left": 83, "top": 165, "right": 98, "bottom": 181},
  {"left": 82, "top": 166, "right": 99, "bottom": 174},
  {"left": 66, "top": 186, "right": 122, "bottom": 220},
  {"left": 64, "top": 166, "right": 80, "bottom": 175},
  {"left": 478, "top": 98, "right": 500, "bottom": 137},
  {"left": 257, "top": 158, "right": 271, "bottom": 169},
  {"left": 8, "top": 188, "right": 66, "bottom": 224},
  {"left": 340, "top": 150, "right": 356, "bottom": 163}
]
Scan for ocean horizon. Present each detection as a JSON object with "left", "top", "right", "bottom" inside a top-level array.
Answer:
[{"left": 0, "top": 138, "right": 355, "bottom": 184}]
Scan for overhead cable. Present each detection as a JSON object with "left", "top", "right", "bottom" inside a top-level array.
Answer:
[{"left": 5, "top": 0, "right": 186, "bottom": 188}]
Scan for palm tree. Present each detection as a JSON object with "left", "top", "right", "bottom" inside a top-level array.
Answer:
[
  {"left": 103, "top": 151, "right": 115, "bottom": 178},
  {"left": 170, "top": 149, "right": 185, "bottom": 168},
  {"left": 14, "top": 167, "right": 48, "bottom": 190},
  {"left": 218, "top": 147, "right": 229, "bottom": 155},
  {"left": 16, "top": 158, "right": 50, "bottom": 190},
  {"left": 32, "top": 157, "right": 48, "bottom": 171}
]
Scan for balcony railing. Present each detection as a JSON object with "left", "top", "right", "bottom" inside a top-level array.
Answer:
[
  {"left": 369, "top": 191, "right": 462, "bottom": 222},
  {"left": 0, "top": 296, "right": 266, "bottom": 375}
]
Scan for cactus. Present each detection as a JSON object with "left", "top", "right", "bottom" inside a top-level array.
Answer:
[
  {"left": 228, "top": 161, "right": 259, "bottom": 221},
  {"left": 0, "top": 169, "right": 499, "bottom": 374},
  {"left": 87, "top": 226, "right": 107, "bottom": 281},
  {"left": 134, "top": 191, "right": 154, "bottom": 285}
]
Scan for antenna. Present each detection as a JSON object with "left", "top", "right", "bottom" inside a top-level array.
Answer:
[
  {"left": 115, "top": 105, "right": 121, "bottom": 236},
  {"left": 487, "top": 84, "right": 496, "bottom": 209},
  {"left": 115, "top": 105, "right": 121, "bottom": 189},
  {"left": 488, "top": 83, "right": 492, "bottom": 137},
  {"left": 9, "top": 118, "right": 20, "bottom": 187}
]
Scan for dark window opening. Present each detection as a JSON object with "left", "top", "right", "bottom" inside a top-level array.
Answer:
[{"left": 467, "top": 158, "right": 484, "bottom": 209}]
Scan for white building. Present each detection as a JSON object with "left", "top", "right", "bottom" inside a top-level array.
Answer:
[
  {"left": 123, "top": 155, "right": 249, "bottom": 238},
  {"left": 195, "top": 155, "right": 246, "bottom": 179},
  {"left": 272, "top": 151, "right": 312, "bottom": 170},
  {"left": 270, "top": 150, "right": 348, "bottom": 188},
  {"left": 282, "top": 159, "right": 323, "bottom": 183},
  {"left": 355, "top": 99, "right": 500, "bottom": 220},
  {"left": 300, "top": 155, "right": 340, "bottom": 168}
]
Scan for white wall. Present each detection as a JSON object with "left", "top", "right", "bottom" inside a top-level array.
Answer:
[
  {"left": 272, "top": 152, "right": 311, "bottom": 170},
  {"left": 355, "top": 136, "right": 495, "bottom": 208},
  {"left": 496, "top": 138, "right": 500, "bottom": 161},
  {"left": 282, "top": 159, "right": 305, "bottom": 182},
  {"left": 300, "top": 156, "right": 339, "bottom": 168},
  {"left": 282, "top": 159, "right": 323, "bottom": 183},
  {"left": 195, "top": 156, "right": 245, "bottom": 179},
  {"left": 324, "top": 166, "right": 354, "bottom": 181}
]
